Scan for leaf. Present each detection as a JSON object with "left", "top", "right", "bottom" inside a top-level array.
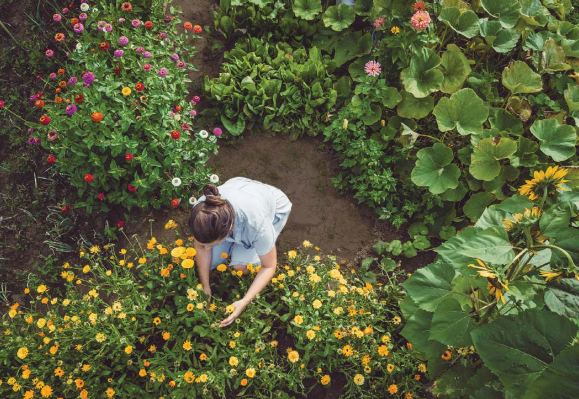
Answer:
[
  {"left": 221, "top": 116, "right": 246, "bottom": 136},
  {"left": 430, "top": 298, "right": 476, "bottom": 347},
  {"left": 335, "top": 32, "right": 371, "bottom": 67},
  {"left": 493, "top": 195, "right": 535, "bottom": 214},
  {"left": 436, "top": 227, "right": 482, "bottom": 274},
  {"left": 292, "top": 0, "right": 322, "bottom": 20},
  {"left": 489, "top": 109, "right": 524, "bottom": 135},
  {"left": 400, "top": 47, "right": 444, "bottom": 98},
  {"left": 411, "top": 143, "right": 460, "bottom": 195},
  {"left": 481, "top": 0, "right": 522, "bottom": 29},
  {"left": 438, "top": 8, "right": 480, "bottom": 38},
  {"left": 469, "top": 137, "right": 517, "bottom": 181},
  {"left": 333, "top": 76, "right": 351, "bottom": 100},
  {"left": 539, "top": 204, "right": 570, "bottom": 236},
  {"left": 544, "top": 278, "right": 579, "bottom": 318},
  {"left": 522, "top": 344, "right": 579, "bottom": 399},
  {"left": 433, "top": 89, "right": 489, "bottom": 135},
  {"left": 564, "top": 84, "right": 579, "bottom": 112},
  {"left": 362, "top": 104, "right": 382, "bottom": 125},
  {"left": 458, "top": 228, "right": 515, "bottom": 265},
  {"left": 440, "top": 44, "right": 472, "bottom": 94},
  {"left": 322, "top": 4, "right": 355, "bottom": 31},
  {"left": 530, "top": 118, "right": 576, "bottom": 162},
  {"left": 381, "top": 87, "right": 402, "bottom": 108},
  {"left": 440, "top": 226, "right": 457, "bottom": 240},
  {"left": 502, "top": 61, "right": 543, "bottom": 94},
  {"left": 510, "top": 137, "right": 539, "bottom": 168},
  {"left": 402, "top": 261, "right": 458, "bottom": 312},
  {"left": 372, "top": 240, "right": 389, "bottom": 255},
  {"left": 464, "top": 192, "right": 496, "bottom": 222},
  {"left": 541, "top": 38, "right": 571, "bottom": 72},
  {"left": 400, "top": 309, "right": 448, "bottom": 358},
  {"left": 441, "top": 182, "right": 468, "bottom": 202},
  {"left": 507, "top": 96, "right": 533, "bottom": 122},
  {"left": 480, "top": 20, "right": 521, "bottom": 53},
  {"left": 471, "top": 309, "right": 578, "bottom": 397},
  {"left": 397, "top": 91, "right": 434, "bottom": 119},
  {"left": 413, "top": 236, "right": 431, "bottom": 250},
  {"left": 354, "top": 0, "right": 373, "bottom": 15}
]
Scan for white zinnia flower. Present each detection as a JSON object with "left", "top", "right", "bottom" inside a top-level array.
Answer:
[
  {"left": 171, "top": 177, "right": 182, "bottom": 187},
  {"left": 76, "top": 43, "right": 82, "bottom": 50},
  {"left": 210, "top": 174, "right": 219, "bottom": 184},
  {"left": 189, "top": 197, "right": 197, "bottom": 205},
  {"left": 175, "top": 114, "right": 181, "bottom": 121},
  {"left": 92, "top": 7, "right": 99, "bottom": 12},
  {"left": 80, "top": 3, "right": 89, "bottom": 11},
  {"left": 199, "top": 152, "right": 205, "bottom": 158},
  {"left": 199, "top": 130, "right": 209, "bottom": 138}
]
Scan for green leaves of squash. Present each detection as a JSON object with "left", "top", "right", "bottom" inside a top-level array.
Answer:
[
  {"left": 530, "top": 119, "right": 576, "bottom": 162},
  {"left": 411, "top": 143, "right": 460, "bottom": 195},
  {"left": 292, "top": 0, "right": 322, "bottom": 20},
  {"left": 322, "top": 4, "right": 355, "bottom": 31},
  {"left": 440, "top": 44, "right": 472, "bottom": 94},
  {"left": 470, "top": 137, "right": 517, "bottom": 181},
  {"left": 401, "top": 48, "right": 444, "bottom": 98},
  {"left": 502, "top": 61, "right": 543, "bottom": 94},
  {"left": 481, "top": 0, "right": 521, "bottom": 28},
  {"left": 433, "top": 89, "right": 489, "bottom": 135}
]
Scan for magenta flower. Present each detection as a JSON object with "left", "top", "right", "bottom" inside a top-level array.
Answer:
[
  {"left": 132, "top": 19, "right": 140, "bottom": 27},
  {"left": 53, "top": 14, "right": 62, "bottom": 22},
  {"left": 97, "top": 20, "right": 106, "bottom": 31},
  {"left": 68, "top": 77, "right": 78, "bottom": 85},
  {"left": 143, "top": 64, "right": 152, "bottom": 71},
  {"left": 105, "top": 24, "right": 113, "bottom": 32},
  {"left": 47, "top": 131, "right": 58, "bottom": 141},
  {"left": 213, "top": 127, "right": 222, "bottom": 136},
  {"left": 45, "top": 49, "right": 54, "bottom": 58},
  {"left": 27, "top": 137, "right": 36, "bottom": 145},
  {"left": 158, "top": 32, "right": 167, "bottom": 39},
  {"left": 33, "top": 137, "right": 41, "bottom": 145},
  {"left": 192, "top": 96, "right": 200, "bottom": 103},
  {"left": 190, "top": 110, "right": 197, "bottom": 116},
  {"left": 373, "top": 17, "right": 385, "bottom": 28},
  {"left": 73, "top": 23, "right": 84, "bottom": 33},
  {"left": 165, "top": 15, "right": 171, "bottom": 23},
  {"left": 119, "top": 36, "right": 129, "bottom": 45},
  {"left": 62, "top": 7, "right": 69, "bottom": 14},
  {"left": 49, "top": 73, "right": 56, "bottom": 79},
  {"left": 411, "top": 11, "right": 431, "bottom": 30},
  {"left": 177, "top": 61, "right": 186, "bottom": 69},
  {"left": 143, "top": 51, "right": 152, "bottom": 58},
  {"left": 114, "top": 49, "right": 124, "bottom": 57},
  {"left": 65, "top": 104, "right": 77, "bottom": 115},
  {"left": 119, "top": 18, "right": 126, "bottom": 23},
  {"left": 136, "top": 46, "right": 145, "bottom": 53},
  {"left": 181, "top": 122, "right": 190, "bottom": 130},
  {"left": 79, "top": 13, "right": 88, "bottom": 21},
  {"left": 83, "top": 72, "right": 95, "bottom": 86},
  {"left": 170, "top": 53, "right": 179, "bottom": 61},
  {"left": 364, "top": 60, "right": 381, "bottom": 77},
  {"left": 158, "top": 68, "right": 168, "bottom": 77}
]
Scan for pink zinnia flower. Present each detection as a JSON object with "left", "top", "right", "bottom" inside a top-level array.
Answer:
[
  {"left": 53, "top": 14, "right": 62, "bottom": 22},
  {"left": 213, "top": 127, "right": 222, "bottom": 136},
  {"left": 79, "top": 13, "right": 88, "bottom": 21},
  {"left": 104, "top": 24, "right": 113, "bottom": 32},
  {"left": 158, "top": 68, "right": 167, "bottom": 77},
  {"left": 190, "top": 110, "right": 197, "bottom": 116},
  {"left": 364, "top": 60, "right": 381, "bottom": 77},
  {"left": 373, "top": 17, "right": 385, "bottom": 28},
  {"left": 73, "top": 23, "right": 84, "bottom": 33},
  {"left": 49, "top": 73, "right": 56, "bottom": 79},
  {"left": 143, "top": 64, "right": 151, "bottom": 71},
  {"left": 411, "top": 11, "right": 430, "bottom": 31},
  {"left": 45, "top": 49, "right": 54, "bottom": 58},
  {"left": 132, "top": 19, "right": 140, "bottom": 27}
]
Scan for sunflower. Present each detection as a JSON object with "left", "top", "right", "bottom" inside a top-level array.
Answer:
[
  {"left": 539, "top": 270, "right": 563, "bottom": 283},
  {"left": 487, "top": 279, "right": 509, "bottom": 304},
  {"left": 519, "top": 166, "right": 569, "bottom": 200}
]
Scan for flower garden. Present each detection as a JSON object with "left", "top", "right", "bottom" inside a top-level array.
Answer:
[{"left": 1, "top": 0, "right": 579, "bottom": 398}]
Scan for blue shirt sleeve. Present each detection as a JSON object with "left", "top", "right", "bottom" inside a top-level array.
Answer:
[{"left": 252, "top": 222, "right": 276, "bottom": 256}]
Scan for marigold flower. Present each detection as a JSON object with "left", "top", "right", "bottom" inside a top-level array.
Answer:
[
  {"left": 240, "top": 378, "right": 248, "bottom": 386},
  {"left": 229, "top": 356, "right": 239, "bottom": 367},
  {"left": 17, "top": 347, "right": 29, "bottom": 359},
  {"left": 391, "top": 26, "right": 400, "bottom": 34},
  {"left": 442, "top": 350, "right": 452, "bottom": 361},
  {"left": 246, "top": 368, "right": 256, "bottom": 378},
  {"left": 40, "top": 385, "right": 53, "bottom": 398},
  {"left": 288, "top": 350, "right": 299, "bottom": 363},
  {"left": 354, "top": 374, "right": 364, "bottom": 385},
  {"left": 183, "top": 341, "right": 192, "bottom": 351}
]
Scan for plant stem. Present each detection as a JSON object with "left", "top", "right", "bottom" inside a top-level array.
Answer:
[{"left": 532, "top": 244, "right": 577, "bottom": 268}]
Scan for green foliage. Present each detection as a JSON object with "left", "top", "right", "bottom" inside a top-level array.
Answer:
[{"left": 204, "top": 38, "right": 337, "bottom": 140}]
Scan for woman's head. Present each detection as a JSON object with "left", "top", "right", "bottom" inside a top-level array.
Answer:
[{"left": 188, "top": 184, "right": 234, "bottom": 245}]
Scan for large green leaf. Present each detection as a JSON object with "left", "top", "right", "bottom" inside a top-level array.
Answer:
[
  {"left": 458, "top": 228, "right": 515, "bottom": 265},
  {"left": 502, "top": 61, "right": 543, "bottom": 94},
  {"left": 411, "top": 143, "right": 460, "bottom": 195},
  {"left": 530, "top": 118, "right": 576, "bottom": 162},
  {"left": 221, "top": 115, "right": 246, "bottom": 136},
  {"left": 480, "top": 20, "right": 521, "bottom": 53},
  {"left": 402, "top": 261, "right": 458, "bottom": 312},
  {"left": 481, "top": 0, "right": 522, "bottom": 28},
  {"left": 292, "top": 0, "right": 322, "bottom": 20},
  {"left": 400, "top": 47, "right": 444, "bottom": 98},
  {"left": 471, "top": 309, "right": 578, "bottom": 397},
  {"left": 469, "top": 137, "right": 517, "bottom": 181},
  {"left": 322, "top": 4, "right": 355, "bottom": 31},
  {"left": 522, "top": 344, "right": 579, "bottom": 399},
  {"left": 544, "top": 278, "right": 579, "bottom": 318},
  {"left": 440, "top": 44, "right": 472, "bottom": 94},
  {"left": 520, "top": 0, "right": 551, "bottom": 27},
  {"left": 436, "top": 227, "right": 482, "bottom": 275},
  {"left": 541, "top": 38, "right": 571, "bottom": 72},
  {"left": 489, "top": 109, "right": 524, "bottom": 135},
  {"left": 433, "top": 89, "right": 489, "bottom": 135},
  {"left": 430, "top": 298, "right": 476, "bottom": 347},
  {"left": 397, "top": 91, "right": 434, "bottom": 119},
  {"left": 438, "top": 8, "right": 480, "bottom": 38},
  {"left": 464, "top": 192, "right": 496, "bottom": 222},
  {"left": 334, "top": 32, "right": 371, "bottom": 68},
  {"left": 354, "top": 0, "right": 373, "bottom": 15},
  {"left": 400, "top": 309, "right": 448, "bottom": 358},
  {"left": 510, "top": 137, "right": 539, "bottom": 167},
  {"left": 564, "top": 84, "right": 579, "bottom": 112}
]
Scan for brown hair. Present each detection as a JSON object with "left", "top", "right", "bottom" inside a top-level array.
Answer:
[{"left": 188, "top": 184, "right": 234, "bottom": 244}]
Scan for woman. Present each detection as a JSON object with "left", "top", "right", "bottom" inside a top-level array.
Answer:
[{"left": 188, "top": 177, "right": 292, "bottom": 327}]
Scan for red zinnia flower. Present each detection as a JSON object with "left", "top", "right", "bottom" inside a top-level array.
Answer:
[
  {"left": 57, "top": 68, "right": 65, "bottom": 75},
  {"left": 118, "top": 221, "right": 125, "bottom": 228},
  {"left": 114, "top": 67, "right": 122, "bottom": 76},
  {"left": 122, "top": 2, "right": 132, "bottom": 11},
  {"left": 175, "top": 105, "right": 182, "bottom": 112},
  {"left": 74, "top": 94, "right": 84, "bottom": 104},
  {"left": 144, "top": 21, "right": 153, "bottom": 29},
  {"left": 35, "top": 92, "right": 43, "bottom": 99},
  {"left": 91, "top": 112, "right": 103, "bottom": 122},
  {"left": 47, "top": 155, "right": 55, "bottom": 164},
  {"left": 35, "top": 100, "right": 44, "bottom": 109},
  {"left": 127, "top": 183, "right": 136, "bottom": 192},
  {"left": 135, "top": 82, "right": 144, "bottom": 91},
  {"left": 193, "top": 25, "right": 202, "bottom": 34},
  {"left": 84, "top": 174, "right": 94, "bottom": 183},
  {"left": 40, "top": 115, "right": 51, "bottom": 125},
  {"left": 413, "top": 1, "right": 427, "bottom": 11},
  {"left": 99, "top": 42, "right": 110, "bottom": 50},
  {"left": 62, "top": 205, "right": 70, "bottom": 212},
  {"left": 171, "top": 199, "right": 179, "bottom": 207},
  {"left": 171, "top": 130, "right": 180, "bottom": 139},
  {"left": 184, "top": 22, "right": 192, "bottom": 30},
  {"left": 55, "top": 33, "right": 65, "bottom": 41},
  {"left": 125, "top": 153, "right": 133, "bottom": 161},
  {"left": 97, "top": 193, "right": 105, "bottom": 200},
  {"left": 71, "top": 17, "right": 79, "bottom": 25},
  {"left": 0, "top": 101, "right": 4, "bottom": 109}
]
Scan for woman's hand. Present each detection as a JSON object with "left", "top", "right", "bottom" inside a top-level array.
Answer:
[{"left": 219, "top": 298, "right": 250, "bottom": 328}]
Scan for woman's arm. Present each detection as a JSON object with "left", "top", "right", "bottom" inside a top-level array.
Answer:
[
  {"left": 193, "top": 240, "right": 212, "bottom": 296},
  {"left": 218, "top": 245, "right": 277, "bottom": 327}
]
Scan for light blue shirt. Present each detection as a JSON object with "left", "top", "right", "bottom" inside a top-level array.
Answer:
[{"left": 196, "top": 177, "right": 292, "bottom": 256}]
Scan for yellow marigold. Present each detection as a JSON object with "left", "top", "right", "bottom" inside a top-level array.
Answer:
[
  {"left": 49, "top": 345, "right": 58, "bottom": 355},
  {"left": 288, "top": 250, "right": 297, "bottom": 259},
  {"left": 391, "top": 26, "right": 400, "bottom": 34},
  {"left": 106, "top": 387, "right": 115, "bottom": 398},
  {"left": 75, "top": 379, "right": 84, "bottom": 388},
  {"left": 22, "top": 369, "right": 31, "bottom": 379},
  {"left": 96, "top": 333, "right": 106, "bottom": 343},
  {"left": 288, "top": 350, "right": 300, "bottom": 363},
  {"left": 303, "top": 240, "right": 312, "bottom": 247},
  {"left": 354, "top": 374, "right": 364, "bottom": 386},
  {"left": 221, "top": 252, "right": 228, "bottom": 259},
  {"left": 183, "top": 341, "right": 192, "bottom": 351},
  {"left": 418, "top": 363, "right": 427, "bottom": 373},
  {"left": 171, "top": 247, "right": 185, "bottom": 258},
  {"left": 181, "top": 259, "right": 194, "bottom": 269},
  {"left": 81, "top": 364, "right": 90, "bottom": 372},
  {"left": 307, "top": 330, "right": 316, "bottom": 340},
  {"left": 37, "top": 285, "right": 47, "bottom": 294},
  {"left": 153, "top": 317, "right": 161, "bottom": 325},
  {"left": 229, "top": 341, "right": 236, "bottom": 349},
  {"left": 312, "top": 299, "right": 322, "bottom": 309},
  {"left": 184, "top": 371, "right": 194, "bottom": 383},
  {"left": 17, "top": 347, "right": 29, "bottom": 359},
  {"left": 240, "top": 378, "right": 248, "bottom": 386},
  {"left": 217, "top": 263, "right": 227, "bottom": 272},
  {"left": 342, "top": 345, "right": 353, "bottom": 357},
  {"left": 392, "top": 316, "right": 401, "bottom": 324},
  {"left": 229, "top": 356, "right": 239, "bottom": 367},
  {"left": 125, "top": 346, "right": 133, "bottom": 354},
  {"left": 246, "top": 368, "right": 256, "bottom": 378},
  {"left": 199, "top": 353, "right": 207, "bottom": 361},
  {"left": 139, "top": 369, "right": 147, "bottom": 377},
  {"left": 388, "top": 384, "right": 398, "bottom": 394},
  {"left": 387, "top": 364, "right": 394, "bottom": 372},
  {"left": 187, "top": 303, "right": 194, "bottom": 311},
  {"left": 270, "top": 340, "right": 278, "bottom": 348},
  {"left": 40, "top": 385, "right": 53, "bottom": 398},
  {"left": 199, "top": 374, "right": 208, "bottom": 382},
  {"left": 226, "top": 305, "right": 235, "bottom": 314},
  {"left": 162, "top": 332, "right": 170, "bottom": 340},
  {"left": 321, "top": 374, "right": 331, "bottom": 385},
  {"left": 294, "top": 315, "right": 303, "bottom": 325}
]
